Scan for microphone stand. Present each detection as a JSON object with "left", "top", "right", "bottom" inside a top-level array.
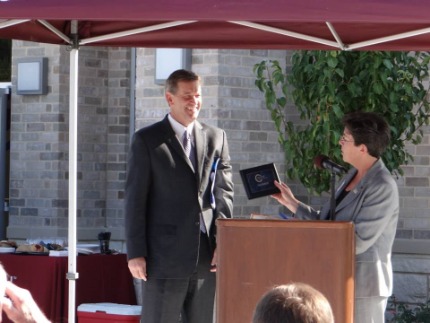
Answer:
[{"left": 329, "top": 170, "right": 336, "bottom": 221}]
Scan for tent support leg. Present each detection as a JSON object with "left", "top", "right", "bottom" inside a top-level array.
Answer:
[{"left": 67, "top": 20, "right": 79, "bottom": 323}]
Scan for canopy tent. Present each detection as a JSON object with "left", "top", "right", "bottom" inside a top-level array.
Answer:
[
  {"left": 2, "top": 0, "right": 430, "bottom": 50},
  {"left": 1, "top": 0, "right": 430, "bottom": 322}
]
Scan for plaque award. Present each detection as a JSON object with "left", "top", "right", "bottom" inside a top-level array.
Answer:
[{"left": 239, "top": 163, "right": 281, "bottom": 199}]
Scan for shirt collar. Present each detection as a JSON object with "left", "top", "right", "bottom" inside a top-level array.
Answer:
[{"left": 168, "top": 114, "right": 195, "bottom": 139}]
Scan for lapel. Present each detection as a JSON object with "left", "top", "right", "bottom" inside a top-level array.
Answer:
[
  {"left": 320, "top": 159, "right": 384, "bottom": 220},
  {"left": 160, "top": 116, "right": 193, "bottom": 169},
  {"left": 334, "top": 169, "right": 359, "bottom": 212},
  {"left": 161, "top": 116, "right": 205, "bottom": 180},
  {"left": 320, "top": 168, "right": 357, "bottom": 220}
]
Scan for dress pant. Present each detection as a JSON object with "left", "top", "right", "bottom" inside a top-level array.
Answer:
[
  {"left": 140, "top": 233, "right": 215, "bottom": 323},
  {"left": 354, "top": 296, "right": 388, "bottom": 323}
]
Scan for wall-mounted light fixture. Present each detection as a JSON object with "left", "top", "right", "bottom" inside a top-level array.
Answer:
[
  {"left": 16, "top": 57, "right": 48, "bottom": 95},
  {"left": 155, "top": 49, "right": 191, "bottom": 85}
]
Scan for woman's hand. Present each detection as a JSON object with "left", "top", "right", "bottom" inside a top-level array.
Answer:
[{"left": 271, "top": 180, "right": 300, "bottom": 214}]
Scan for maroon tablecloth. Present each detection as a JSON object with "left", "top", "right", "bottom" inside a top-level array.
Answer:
[{"left": 0, "top": 253, "right": 136, "bottom": 323}]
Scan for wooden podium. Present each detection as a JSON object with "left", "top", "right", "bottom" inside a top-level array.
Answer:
[{"left": 216, "top": 219, "right": 355, "bottom": 323}]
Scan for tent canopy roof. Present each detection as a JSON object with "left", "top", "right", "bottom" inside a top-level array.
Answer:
[
  {"left": 1, "top": 0, "right": 429, "bottom": 22},
  {"left": 1, "top": 0, "right": 430, "bottom": 50}
]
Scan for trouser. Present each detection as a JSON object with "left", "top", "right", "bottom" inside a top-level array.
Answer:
[
  {"left": 354, "top": 296, "right": 388, "bottom": 323},
  {"left": 140, "top": 233, "right": 215, "bottom": 323}
]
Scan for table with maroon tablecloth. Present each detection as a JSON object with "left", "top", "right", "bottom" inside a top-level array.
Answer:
[{"left": 0, "top": 253, "right": 137, "bottom": 323}]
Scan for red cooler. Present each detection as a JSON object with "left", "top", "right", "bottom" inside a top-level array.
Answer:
[{"left": 77, "top": 303, "right": 141, "bottom": 323}]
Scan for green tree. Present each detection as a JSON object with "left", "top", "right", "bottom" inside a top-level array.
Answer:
[
  {"left": 254, "top": 51, "right": 430, "bottom": 194},
  {"left": 388, "top": 295, "right": 430, "bottom": 322}
]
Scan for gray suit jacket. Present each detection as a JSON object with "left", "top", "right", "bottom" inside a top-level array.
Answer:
[
  {"left": 295, "top": 159, "right": 399, "bottom": 298},
  {"left": 125, "top": 115, "right": 234, "bottom": 278}
]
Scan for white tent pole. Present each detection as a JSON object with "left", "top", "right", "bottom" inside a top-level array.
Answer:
[
  {"left": 67, "top": 20, "right": 79, "bottom": 323},
  {"left": 38, "top": 20, "right": 73, "bottom": 44},
  {"left": 0, "top": 19, "right": 30, "bottom": 29},
  {"left": 80, "top": 20, "right": 196, "bottom": 45},
  {"left": 326, "top": 22, "right": 346, "bottom": 50},
  {"left": 229, "top": 20, "right": 341, "bottom": 49},
  {"left": 348, "top": 26, "right": 430, "bottom": 50}
]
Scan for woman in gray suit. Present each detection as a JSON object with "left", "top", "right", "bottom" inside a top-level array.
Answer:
[{"left": 272, "top": 111, "right": 399, "bottom": 323}]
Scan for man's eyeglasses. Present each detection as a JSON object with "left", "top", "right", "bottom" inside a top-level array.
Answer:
[{"left": 340, "top": 134, "right": 354, "bottom": 143}]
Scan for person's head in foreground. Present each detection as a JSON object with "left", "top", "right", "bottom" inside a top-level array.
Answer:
[{"left": 252, "top": 282, "right": 334, "bottom": 323}]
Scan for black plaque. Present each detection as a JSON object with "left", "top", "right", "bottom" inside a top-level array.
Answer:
[{"left": 240, "top": 163, "right": 281, "bottom": 199}]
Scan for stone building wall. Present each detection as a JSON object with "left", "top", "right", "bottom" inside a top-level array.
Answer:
[
  {"left": 8, "top": 42, "right": 132, "bottom": 241},
  {"left": 9, "top": 41, "right": 69, "bottom": 238},
  {"left": 391, "top": 122, "right": 430, "bottom": 307}
]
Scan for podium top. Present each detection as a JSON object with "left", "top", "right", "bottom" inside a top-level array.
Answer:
[{"left": 216, "top": 218, "right": 354, "bottom": 230}]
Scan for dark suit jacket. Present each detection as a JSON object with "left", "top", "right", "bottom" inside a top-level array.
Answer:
[
  {"left": 125, "top": 115, "right": 234, "bottom": 279},
  {"left": 295, "top": 159, "right": 399, "bottom": 298}
]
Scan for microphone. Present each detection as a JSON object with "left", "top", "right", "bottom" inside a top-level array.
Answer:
[{"left": 314, "top": 155, "right": 347, "bottom": 174}]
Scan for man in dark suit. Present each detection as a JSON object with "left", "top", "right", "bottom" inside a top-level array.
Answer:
[{"left": 125, "top": 69, "right": 234, "bottom": 323}]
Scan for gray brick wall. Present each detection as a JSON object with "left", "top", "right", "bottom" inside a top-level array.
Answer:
[
  {"left": 9, "top": 41, "right": 69, "bottom": 239},
  {"left": 8, "top": 42, "right": 131, "bottom": 240}
]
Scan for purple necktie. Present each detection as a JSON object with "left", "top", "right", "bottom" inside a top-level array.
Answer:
[{"left": 182, "top": 131, "right": 196, "bottom": 170}]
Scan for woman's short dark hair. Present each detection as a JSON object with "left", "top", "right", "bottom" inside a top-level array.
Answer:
[
  {"left": 165, "top": 69, "right": 200, "bottom": 94},
  {"left": 252, "top": 283, "right": 334, "bottom": 323},
  {"left": 342, "top": 111, "right": 390, "bottom": 158}
]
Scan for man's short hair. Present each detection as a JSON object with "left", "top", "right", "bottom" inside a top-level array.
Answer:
[
  {"left": 165, "top": 69, "right": 200, "bottom": 94},
  {"left": 252, "top": 282, "right": 334, "bottom": 323}
]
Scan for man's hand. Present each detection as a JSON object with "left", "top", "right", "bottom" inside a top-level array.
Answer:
[
  {"left": 128, "top": 257, "right": 148, "bottom": 281},
  {"left": 210, "top": 248, "right": 217, "bottom": 272}
]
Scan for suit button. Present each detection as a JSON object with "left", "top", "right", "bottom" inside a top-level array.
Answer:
[{"left": 195, "top": 222, "right": 199, "bottom": 226}]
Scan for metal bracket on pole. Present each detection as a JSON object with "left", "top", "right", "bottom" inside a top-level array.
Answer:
[
  {"left": 66, "top": 272, "right": 79, "bottom": 280},
  {"left": 71, "top": 33, "right": 79, "bottom": 50},
  {"left": 67, "top": 20, "right": 79, "bottom": 51}
]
